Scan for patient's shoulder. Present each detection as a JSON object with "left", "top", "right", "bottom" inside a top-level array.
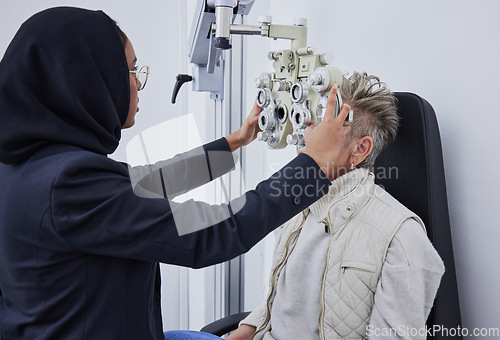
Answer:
[
  {"left": 371, "top": 185, "right": 417, "bottom": 217},
  {"left": 387, "top": 219, "right": 445, "bottom": 274}
]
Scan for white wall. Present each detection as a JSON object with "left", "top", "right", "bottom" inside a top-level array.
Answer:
[{"left": 242, "top": 0, "right": 500, "bottom": 336}]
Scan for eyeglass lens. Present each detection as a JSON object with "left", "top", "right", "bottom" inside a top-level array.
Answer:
[{"left": 139, "top": 66, "right": 149, "bottom": 90}]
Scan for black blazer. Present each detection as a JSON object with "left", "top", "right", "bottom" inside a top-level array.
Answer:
[{"left": 0, "top": 138, "right": 330, "bottom": 339}]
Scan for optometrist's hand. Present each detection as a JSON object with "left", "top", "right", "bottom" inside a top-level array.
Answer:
[
  {"left": 303, "top": 84, "right": 351, "bottom": 180},
  {"left": 226, "top": 101, "right": 262, "bottom": 152}
]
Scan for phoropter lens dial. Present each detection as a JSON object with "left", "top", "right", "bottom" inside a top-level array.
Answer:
[
  {"left": 290, "top": 82, "right": 309, "bottom": 103},
  {"left": 257, "top": 88, "right": 272, "bottom": 108}
]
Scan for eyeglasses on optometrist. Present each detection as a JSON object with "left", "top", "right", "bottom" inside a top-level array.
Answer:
[{"left": 129, "top": 65, "right": 150, "bottom": 91}]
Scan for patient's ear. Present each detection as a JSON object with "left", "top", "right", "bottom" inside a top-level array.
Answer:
[{"left": 351, "top": 136, "right": 373, "bottom": 166}]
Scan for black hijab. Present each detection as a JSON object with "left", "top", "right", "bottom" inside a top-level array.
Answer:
[{"left": 0, "top": 7, "right": 130, "bottom": 164}]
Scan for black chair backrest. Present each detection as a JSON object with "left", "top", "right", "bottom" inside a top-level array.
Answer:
[{"left": 374, "top": 92, "right": 462, "bottom": 339}]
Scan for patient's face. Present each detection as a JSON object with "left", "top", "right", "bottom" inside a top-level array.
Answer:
[
  {"left": 298, "top": 139, "right": 356, "bottom": 180},
  {"left": 332, "top": 140, "right": 355, "bottom": 179}
]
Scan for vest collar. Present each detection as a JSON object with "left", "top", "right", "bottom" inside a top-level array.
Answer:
[{"left": 309, "top": 168, "right": 373, "bottom": 221}]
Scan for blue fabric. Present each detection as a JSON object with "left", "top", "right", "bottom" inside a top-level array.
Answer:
[{"left": 164, "top": 330, "right": 223, "bottom": 339}]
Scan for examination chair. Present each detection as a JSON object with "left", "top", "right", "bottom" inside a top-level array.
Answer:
[{"left": 201, "top": 92, "right": 463, "bottom": 339}]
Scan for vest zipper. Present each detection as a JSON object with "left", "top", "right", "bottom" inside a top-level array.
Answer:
[
  {"left": 252, "top": 211, "right": 308, "bottom": 339},
  {"left": 318, "top": 217, "right": 332, "bottom": 340},
  {"left": 321, "top": 218, "right": 330, "bottom": 233}
]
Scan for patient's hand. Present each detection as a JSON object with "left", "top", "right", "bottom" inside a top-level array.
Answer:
[{"left": 225, "top": 324, "right": 256, "bottom": 340}]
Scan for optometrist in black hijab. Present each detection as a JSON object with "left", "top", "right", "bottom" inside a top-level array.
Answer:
[{"left": 0, "top": 7, "right": 351, "bottom": 340}]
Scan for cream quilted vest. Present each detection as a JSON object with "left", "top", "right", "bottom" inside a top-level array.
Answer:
[{"left": 253, "top": 169, "right": 424, "bottom": 340}]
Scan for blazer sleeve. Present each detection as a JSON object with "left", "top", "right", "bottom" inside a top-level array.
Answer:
[
  {"left": 128, "top": 137, "right": 235, "bottom": 199},
  {"left": 51, "top": 151, "right": 330, "bottom": 269}
]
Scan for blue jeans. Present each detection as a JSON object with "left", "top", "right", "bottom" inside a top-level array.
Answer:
[{"left": 164, "top": 330, "right": 224, "bottom": 339}]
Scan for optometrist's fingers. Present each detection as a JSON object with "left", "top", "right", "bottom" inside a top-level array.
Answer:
[
  {"left": 226, "top": 101, "right": 263, "bottom": 151},
  {"left": 336, "top": 102, "right": 351, "bottom": 124},
  {"left": 323, "top": 83, "right": 340, "bottom": 122},
  {"left": 303, "top": 113, "right": 351, "bottom": 177},
  {"left": 247, "top": 101, "right": 262, "bottom": 126}
]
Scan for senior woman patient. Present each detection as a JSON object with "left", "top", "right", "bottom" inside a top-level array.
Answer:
[
  {"left": 0, "top": 6, "right": 353, "bottom": 340},
  {"left": 225, "top": 72, "right": 445, "bottom": 340}
]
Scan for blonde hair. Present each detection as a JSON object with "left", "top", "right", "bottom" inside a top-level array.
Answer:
[{"left": 340, "top": 72, "right": 398, "bottom": 169}]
